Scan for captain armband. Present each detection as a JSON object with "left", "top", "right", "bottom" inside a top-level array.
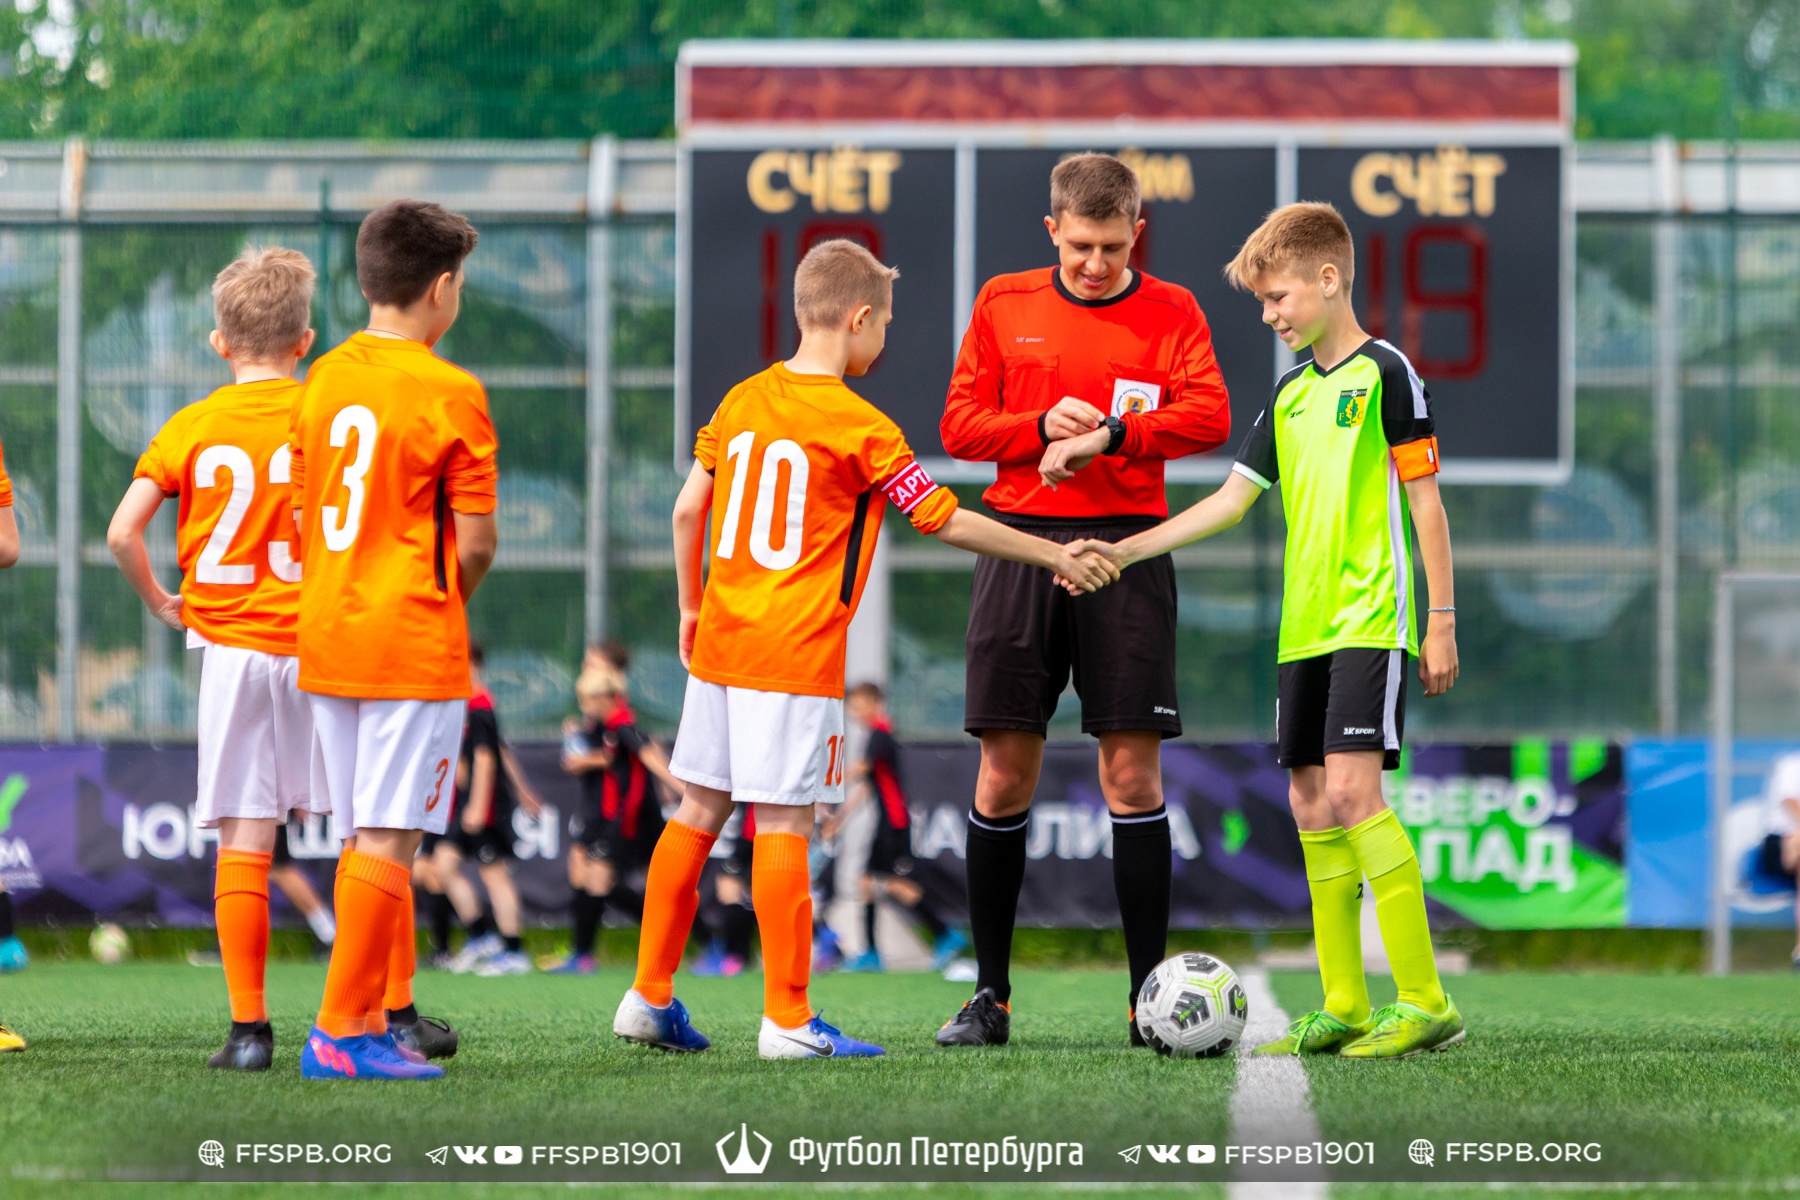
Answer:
[{"left": 1391, "top": 436, "right": 1441, "bottom": 482}]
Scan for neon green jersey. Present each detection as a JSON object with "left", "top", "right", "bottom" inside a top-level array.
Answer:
[{"left": 1232, "top": 339, "right": 1436, "bottom": 662}]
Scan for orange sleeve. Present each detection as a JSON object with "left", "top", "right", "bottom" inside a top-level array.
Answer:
[
  {"left": 0, "top": 438, "right": 10, "bottom": 509},
  {"left": 694, "top": 418, "right": 719, "bottom": 472},
  {"left": 860, "top": 411, "right": 958, "bottom": 535},
  {"left": 287, "top": 394, "right": 306, "bottom": 505},
  {"left": 1392, "top": 435, "right": 1441, "bottom": 482},
  {"left": 443, "top": 385, "right": 499, "bottom": 514},
  {"left": 134, "top": 420, "right": 180, "bottom": 494}
]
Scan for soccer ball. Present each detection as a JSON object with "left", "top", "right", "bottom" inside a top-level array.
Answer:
[
  {"left": 89, "top": 923, "right": 130, "bottom": 964},
  {"left": 1135, "top": 952, "right": 1248, "bottom": 1058}
]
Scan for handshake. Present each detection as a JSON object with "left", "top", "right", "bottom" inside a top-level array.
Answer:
[{"left": 1049, "top": 538, "right": 1133, "bottom": 595}]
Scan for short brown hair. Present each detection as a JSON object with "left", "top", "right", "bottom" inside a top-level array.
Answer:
[
  {"left": 793, "top": 239, "right": 898, "bottom": 332},
  {"left": 1224, "top": 202, "right": 1355, "bottom": 291},
  {"left": 356, "top": 199, "right": 479, "bottom": 307},
  {"left": 1050, "top": 153, "right": 1141, "bottom": 223},
  {"left": 212, "top": 246, "right": 314, "bottom": 360},
  {"left": 848, "top": 681, "right": 885, "bottom": 704}
]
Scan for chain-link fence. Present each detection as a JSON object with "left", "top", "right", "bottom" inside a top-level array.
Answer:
[{"left": 0, "top": 138, "right": 1793, "bottom": 742}]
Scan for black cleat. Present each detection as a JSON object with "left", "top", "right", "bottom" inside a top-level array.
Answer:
[
  {"left": 390, "top": 1012, "right": 459, "bottom": 1060},
  {"left": 935, "top": 987, "right": 1010, "bottom": 1047},
  {"left": 1129, "top": 1009, "right": 1147, "bottom": 1048},
  {"left": 208, "top": 1020, "right": 273, "bottom": 1071}
]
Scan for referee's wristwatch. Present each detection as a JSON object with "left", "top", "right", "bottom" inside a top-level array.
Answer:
[{"left": 1101, "top": 414, "right": 1127, "bottom": 456}]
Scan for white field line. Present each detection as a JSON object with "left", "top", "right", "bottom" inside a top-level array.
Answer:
[{"left": 1226, "top": 967, "right": 1328, "bottom": 1200}]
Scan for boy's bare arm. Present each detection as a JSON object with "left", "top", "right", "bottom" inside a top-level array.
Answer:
[
  {"left": 1067, "top": 472, "right": 1262, "bottom": 572},
  {"left": 931, "top": 508, "right": 1118, "bottom": 592},
  {"left": 0, "top": 505, "right": 16, "bottom": 569},
  {"left": 107, "top": 478, "right": 183, "bottom": 630},
  {"left": 1404, "top": 473, "right": 1458, "bottom": 697},
  {"left": 452, "top": 509, "right": 497, "bottom": 599},
  {"left": 671, "top": 461, "right": 713, "bottom": 669},
  {"left": 463, "top": 745, "right": 497, "bottom": 833}
]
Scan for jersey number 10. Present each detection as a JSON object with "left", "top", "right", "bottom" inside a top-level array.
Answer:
[{"left": 714, "top": 430, "right": 810, "bottom": 571}]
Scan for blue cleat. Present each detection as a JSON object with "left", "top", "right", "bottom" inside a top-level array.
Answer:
[
  {"left": 843, "top": 949, "right": 883, "bottom": 973},
  {"left": 543, "top": 953, "right": 597, "bottom": 976},
  {"left": 612, "top": 989, "right": 711, "bottom": 1053},
  {"left": 758, "top": 1012, "right": 886, "bottom": 1059},
  {"left": 0, "top": 936, "right": 27, "bottom": 973},
  {"left": 300, "top": 1027, "right": 444, "bottom": 1080},
  {"left": 931, "top": 929, "right": 969, "bottom": 972}
]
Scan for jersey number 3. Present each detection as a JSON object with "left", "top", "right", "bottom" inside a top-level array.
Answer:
[
  {"left": 714, "top": 430, "right": 809, "bottom": 570},
  {"left": 322, "top": 405, "right": 378, "bottom": 552},
  {"left": 193, "top": 444, "right": 301, "bottom": 585}
]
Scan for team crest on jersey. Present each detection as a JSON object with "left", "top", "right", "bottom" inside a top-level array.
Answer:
[
  {"left": 1336, "top": 388, "right": 1369, "bottom": 428},
  {"left": 1112, "top": 378, "right": 1162, "bottom": 417}
]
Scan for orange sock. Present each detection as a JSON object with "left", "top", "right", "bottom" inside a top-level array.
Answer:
[
  {"left": 316, "top": 849, "right": 410, "bottom": 1040},
  {"left": 380, "top": 887, "right": 417, "bottom": 1020},
  {"left": 215, "top": 848, "right": 273, "bottom": 1024},
  {"left": 751, "top": 832, "right": 813, "bottom": 1029},
  {"left": 630, "top": 820, "right": 718, "bottom": 1007}
]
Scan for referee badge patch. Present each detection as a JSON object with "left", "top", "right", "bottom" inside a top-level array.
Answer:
[{"left": 1112, "top": 377, "right": 1161, "bottom": 417}]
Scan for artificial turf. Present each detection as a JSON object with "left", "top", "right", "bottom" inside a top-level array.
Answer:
[{"left": 3, "top": 960, "right": 1799, "bottom": 1196}]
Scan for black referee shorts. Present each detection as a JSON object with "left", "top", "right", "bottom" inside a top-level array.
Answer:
[{"left": 964, "top": 514, "right": 1180, "bottom": 739}]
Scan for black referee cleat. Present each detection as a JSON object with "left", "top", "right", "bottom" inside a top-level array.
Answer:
[
  {"left": 390, "top": 1012, "right": 459, "bottom": 1060},
  {"left": 935, "top": 988, "right": 1010, "bottom": 1047},
  {"left": 208, "top": 1020, "right": 274, "bottom": 1071},
  {"left": 1129, "top": 1008, "right": 1147, "bottom": 1048}
]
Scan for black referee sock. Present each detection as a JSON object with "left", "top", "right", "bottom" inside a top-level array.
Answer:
[
  {"left": 571, "top": 890, "right": 603, "bottom": 957},
  {"left": 722, "top": 903, "right": 755, "bottom": 960},
  {"left": 0, "top": 890, "right": 13, "bottom": 940},
  {"left": 965, "top": 808, "right": 1031, "bottom": 1004},
  {"left": 1111, "top": 805, "right": 1172, "bottom": 1012}
]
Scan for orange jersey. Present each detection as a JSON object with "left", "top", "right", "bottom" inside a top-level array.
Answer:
[
  {"left": 689, "top": 362, "right": 958, "bottom": 698},
  {"left": 134, "top": 380, "right": 306, "bottom": 656},
  {"left": 290, "top": 333, "right": 498, "bottom": 700},
  {"left": 0, "top": 436, "right": 11, "bottom": 508}
]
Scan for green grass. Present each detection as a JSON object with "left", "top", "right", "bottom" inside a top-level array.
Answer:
[{"left": 6, "top": 961, "right": 1800, "bottom": 1195}]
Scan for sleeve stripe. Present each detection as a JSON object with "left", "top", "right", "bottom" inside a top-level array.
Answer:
[
  {"left": 876, "top": 458, "right": 939, "bottom": 514},
  {"left": 1232, "top": 461, "right": 1273, "bottom": 490}
]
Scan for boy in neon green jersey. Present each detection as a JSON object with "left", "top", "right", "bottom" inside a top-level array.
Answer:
[{"left": 1069, "top": 202, "right": 1463, "bottom": 1059}]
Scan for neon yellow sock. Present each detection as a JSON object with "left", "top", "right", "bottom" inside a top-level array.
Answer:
[
  {"left": 1345, "top": 808, "right": 1446, "bottom": 1016},
  {"left": 1298, "top": 826, "right": 1369, "bottom": 1025}
]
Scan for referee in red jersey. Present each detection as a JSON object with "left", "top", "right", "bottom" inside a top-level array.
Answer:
[{"left": 935, "top": 154, "right": 1230, "bottom": 1048}]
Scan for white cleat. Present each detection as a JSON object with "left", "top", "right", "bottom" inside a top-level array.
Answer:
[
  {"left": 757, "top": 1013, "right": 885, "bottom": 1059},
  {"left": 612, "top": 989, "right": 711, "bottom": 1052}
]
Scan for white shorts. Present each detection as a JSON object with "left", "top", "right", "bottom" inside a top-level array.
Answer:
[
  {"left": 668, "top": 676, "right": 845, "bottom": 806},
  {"left": 194, "top": 644, "right": 316, "bottom": 828},
  {"left": 308, "top": 694, "right": 466, "bottom": 839}
]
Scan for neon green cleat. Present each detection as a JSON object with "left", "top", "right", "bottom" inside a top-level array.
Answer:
[
  {"left": 1339, "top": 997, "right": 1465, "bottom": 1059},
  {"left": 1251, "top": 1009, "right": 1373, "bottom": 1056}
]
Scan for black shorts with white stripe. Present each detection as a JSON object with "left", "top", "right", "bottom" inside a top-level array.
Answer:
[{"left": 1275, "top": 648, "right": 1408, "bottom": 771}]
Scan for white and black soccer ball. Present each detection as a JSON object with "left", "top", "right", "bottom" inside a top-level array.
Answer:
[
  {"left": 1135, "top": 952, "right": 1248, "bottom": 1058},
  {"left": 89, "top": 922, "right": 131, "bottom": 964}
]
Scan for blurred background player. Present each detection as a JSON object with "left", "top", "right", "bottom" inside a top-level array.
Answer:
[
  {"left": 271, "top": 820, "right": 336, "bottom": 957},
  {"left": 1754, "top": 750, "right": 1800, "bottom": 969},
  {"left": 293, "top": 200, "right": 494, "bottom": 1081},
  {"left": 1069, "top": 202, "right": 1463, "bottom": 1060},
  {"left": 442, "top": 640, "right": 539, "bottom": 976},
  {"left": 108, "top": 246, "right": 321, "bottom": 1072},
  {"left": 0, "top": 425, "right": 21, "bottom": 1052},
  {"left": 549, "top": 661, "right": 680, "bottom": 974},
  {"left": 693, "top": 806, "right": 756, "bottom": 977},
  {"left": 612, "top": 239, "right": 1116, "bottom": 1060},
  {"left": 935, "top": 153, "right": 1230, "bottom": 1050},
  {"left": 831, "top": 682, "right": 965, "bottom": 973}
]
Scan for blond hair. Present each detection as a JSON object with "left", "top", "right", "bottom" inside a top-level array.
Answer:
[
  {"left": 793, "top": 239, "right": 898, "bottom": 332},
  {"left": 212, "top": 246, "right": 315, "bottom": 360},
  {"left": 576, "top": 666, "right": 624, "bottom": 702},
  {"left": 1224, "top": 202, "right": 1355, "bottom": 291},
  {"left": 1050, "top": 153, "right": 1141, "bottom": 223}
]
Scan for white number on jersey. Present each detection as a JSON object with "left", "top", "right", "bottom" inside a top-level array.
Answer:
[
  {"left": 713, "top": 431, "right": 809, "bottom": 570},
  {"left": 321, "top": 405, "right": 378, "bottom": 553},
  {"left": 191, "top": 443, "right": 303, "bottom": 586}
]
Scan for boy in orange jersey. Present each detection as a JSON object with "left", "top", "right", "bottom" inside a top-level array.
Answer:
[
  {"left": 292, "top": 200, "right": 496, "bottom": 1081},
  {"left": 107, "top": 246, "right": 321, "bottom": 1071},
  {"left": 613, "top": 239, "right": 1118, "bottom": 1058},
  {"left": 0, "top": 430, "right": 22, "bottom": 1053}
]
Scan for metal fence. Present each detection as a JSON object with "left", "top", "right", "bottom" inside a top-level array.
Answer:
[{"left": 0, "top": 136, "right": 1795, "bottom": 742}]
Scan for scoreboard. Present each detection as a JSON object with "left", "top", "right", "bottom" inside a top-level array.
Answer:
[{"left": 678, "top": 40, "right": 1575, "bottom": 483}]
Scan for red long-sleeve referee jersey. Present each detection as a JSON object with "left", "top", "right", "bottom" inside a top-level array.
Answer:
[{"left": 940, "top": 267, "right": 1231, "bottom": 518}]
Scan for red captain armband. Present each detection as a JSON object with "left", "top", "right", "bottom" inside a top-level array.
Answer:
[
  {"left": 876, "top": 458, "right": 940, "bottom": 514},
  {"left": 1392, "top": 436, "right": 1441, "bottom": 482}
]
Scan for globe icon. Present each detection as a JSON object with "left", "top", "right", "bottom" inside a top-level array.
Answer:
[
  {"left": 198, "top": 1140, "right": 225, "bottom": 1169},
  {"left": 1408, "top": 1139, "right": 1434, "bottom": 1166}
]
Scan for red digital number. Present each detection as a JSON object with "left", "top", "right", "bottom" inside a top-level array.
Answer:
[
  {"left": 1359, "top": 222, "right": 1489, "bottom": 381},
  {"left": 758, "top": 222, "right": 885, "bottom": 363}
]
